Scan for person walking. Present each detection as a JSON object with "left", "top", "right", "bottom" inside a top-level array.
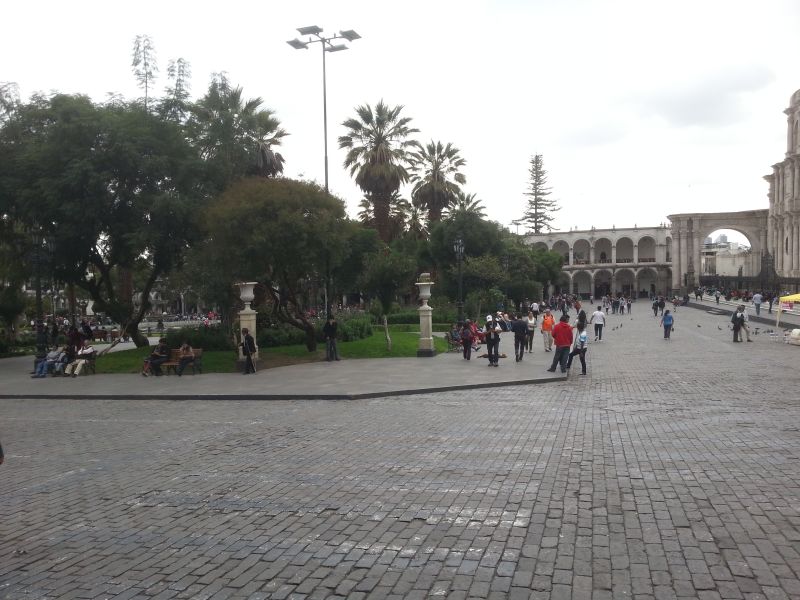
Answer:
[
  {"left": 323, "top": 315, "right": 340, "bottom": 361},
  {"left": 240, "top": 328, "right": 257, "bottom": 374},
  {"left": 460, "top": 320, "right": 474, "bottom": 360},
  {"left": 484, "top": 315, "right": 502, "bottom": 367},
  {"left": 752, "top": 291, "right": 763, "bottom": 316},
  {"left": 714, "top": 289, "right": 721, "bottom": 305},
  {"left": 730, "top": 307, "right": 745, "bottom": 342},
  {"left": 540, "top": 309, "right": 555, "bottom": 352},
  {"left": 525, "top": 311, "right": 536, "bottom": 353},
  {"left": 738, "top": 304, "right": 753, "bottom": 342},
  {"left": 512, "top": 314, "right": 528, "bottom": 362},
  {"left": 566, "top": 321, "right": 589, "bottom": 375},
  {"left": 589, "top": 305, "right": 606, "bottom": 342},
  {"left": 547, "top": 314, "right": 574, "bottom": 373},
  {"left": 660, "top": 309, "right": 674, "bottom": 339}
]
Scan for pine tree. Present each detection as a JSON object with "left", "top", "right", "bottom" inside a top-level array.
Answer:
[{"left": 521, "top": 154, "right": 559, "bottom": 233}]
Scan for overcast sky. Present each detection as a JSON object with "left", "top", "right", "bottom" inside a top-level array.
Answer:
[{"left": 4, "top": 0, "right": 799, "bottom": 245}]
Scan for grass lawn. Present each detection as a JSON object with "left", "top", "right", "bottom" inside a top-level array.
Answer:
[{"left": 93, "top": 328, "right": 448, "bottom": 373}]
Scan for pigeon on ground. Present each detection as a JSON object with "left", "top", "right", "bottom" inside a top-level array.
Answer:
[
  {"left": 717, "top": 326, "right": 722, "bottom": 330},
  {"left": 697, "top": 324, "right": 701, "bottom": 327}
]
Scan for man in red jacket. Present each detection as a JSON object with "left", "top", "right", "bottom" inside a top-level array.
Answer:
[{"left": 547, "top": 314, "right": 574, "bottom": 374}]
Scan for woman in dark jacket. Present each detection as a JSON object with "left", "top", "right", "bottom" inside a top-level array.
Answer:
[{"left": 484, "top": 316, "right": 501, "bottom": 367}]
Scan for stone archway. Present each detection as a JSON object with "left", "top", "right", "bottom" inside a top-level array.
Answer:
[
  {"left": 594, "top": 269, "right": 612, "bottom": 298},
  {"left": 636, "top": 267, "right": 659, "bottom": 298},
  {"left": 572, "top": 271, "right": 592, "bottom": 298},
  {"left": 615, "top": 268, "right": 635, "bottom": 296},
  {"left": 668, "top": 210, "right": 768, "bottom": 291}
]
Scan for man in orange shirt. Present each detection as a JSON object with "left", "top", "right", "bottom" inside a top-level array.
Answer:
[
  {"left": 547, "top": 314, "right": 574, "bottom": 373},
  {"left": 540, "top": 308, "right": 555, "bottom": 352}
]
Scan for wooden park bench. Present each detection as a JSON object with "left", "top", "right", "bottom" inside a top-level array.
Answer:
[
  {"left": 444, "top": 332, "right": 462, "bottom": 352},
  {"left": 163, "top": 348, "right": 204, "bottom": 375}
]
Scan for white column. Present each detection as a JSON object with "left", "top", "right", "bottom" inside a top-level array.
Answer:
[
  {"left": 568, "top": 246, "right": 574, "bottom": 266},
  {"left": 679, "top": 231, "right": 688, "bottom": 289},
  {"left": 590, "top": 245, "right": 595, "bottom": 264},
  {"left": 633, "top": 244, "right": 639, "bottom": 263},
  {"left": 611, "top": 244, "right": 617, "bottom": 264}
]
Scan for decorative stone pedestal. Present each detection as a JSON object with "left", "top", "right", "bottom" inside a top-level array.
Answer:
[
  {"left": 416, "top": 273, "right": 436, "bottom": 357},
  {"left": 236, "top": 282, "right": 260, "bottom": 369}
]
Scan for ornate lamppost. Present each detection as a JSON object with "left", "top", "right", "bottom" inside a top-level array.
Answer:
[{"left": 453, "top": 237, "right": 464, "bottom": 324}]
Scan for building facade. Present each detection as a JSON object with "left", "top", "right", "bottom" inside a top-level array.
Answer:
[
  {"left": 526, "top": 226, "right": 673, "bottom": 298},
  {"left": 765, "top": 87, "right": 800, "bottom": 278}
]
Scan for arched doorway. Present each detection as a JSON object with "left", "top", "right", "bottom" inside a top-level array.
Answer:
[
  {"left": 573, "top": 239, "right": 591, "bottom": 265},
  {"left": 595, "top": 238, "right": 612, "bottom": 264},
  {"left": 572, "top": 271, "right": 592, "bottom": 298},
  {"left": 616, "top": 269, "right": 635, "bottom": 297},
  {"left": 638, "top": 235, "right": 656, "bottom": 263},
  {"left": 616, "top": 237, "right": 634, "bottom": 263},
  {"left": 637, "top": 268, "right": 658, "bottom": 298},
  {"left": 594, "top": 269, "right": 612, "bottom": 298},
  {"left": 552, "top": 240, "right": 570, "bottom": 265}
]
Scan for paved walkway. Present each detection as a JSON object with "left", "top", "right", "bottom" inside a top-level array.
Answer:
[{"left": 2, "top": 306, "right": 800, "bottom": 599}]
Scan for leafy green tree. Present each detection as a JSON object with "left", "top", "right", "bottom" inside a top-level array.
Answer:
[
  {"left": 358, "top": 249, "right": 416, "bottom": 350},
  {"left": 188, "top": 73, "right": 287, "bottom": 193},
  {"left": 339, "top": 101, "right": 418, "bottom": 243},
  {"left": 131, "top": 34, "right": 159, "bottom": 110},
  {"left": 521, "top": 154, "right": 559, "bottom": 233},
  {"left": 7, "top": 94, "right": 203, "bottom": 345},
  {"left": 410, "top": 140, "right": 466, "bottom": 224},
  {"left": 205, "top": 177, "right": 348, "bottom": 351}
]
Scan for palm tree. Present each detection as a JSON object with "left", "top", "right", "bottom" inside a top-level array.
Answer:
[
  {"left": 189, "top": 74, "right": 287, "bottom": 190},
  {"left": 339, "top": 101, "right": 418, "bottom": 243},
  {"left": 445, "top": 191, "right": 487, "bottom": 219},
  {"left": 357, "top": 197, "right": 374, "bottom": 225},
  {"left": 409, "top": 140, "right": 466, "bottom": 225}
]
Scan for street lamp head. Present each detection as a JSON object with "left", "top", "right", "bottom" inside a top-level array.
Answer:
[
  {"left": 326, "top": 43, "right": 348, "bottom": 52},
  {"left": 297, "top": 25, "right": 323, "bottom": 35},
  {"left": 287, "top": 38, "right": 308, "bottom": 50},
  {"left": 453, "top": 237, "right": 464, "bottom": 257},
  {"left": 339, "top": 29, "right": 361, "bottom": 41}
]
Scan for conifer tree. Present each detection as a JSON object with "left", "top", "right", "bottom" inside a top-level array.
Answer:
[{"left": 521, "top": 154, "right": 559, "bottom": 233}]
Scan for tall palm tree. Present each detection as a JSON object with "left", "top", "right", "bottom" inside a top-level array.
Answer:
[
  {"left": 409, "top": 140, "right": 466, "bottom": 225},
  {"left": 339, "top": 101, "right": 418, "bottom": 243},
  {"left": 445, "top": 190, "right": 487, "bottom": 219},
  {"left": 189, "top": 74, "right": 287, "bottom": 190}
]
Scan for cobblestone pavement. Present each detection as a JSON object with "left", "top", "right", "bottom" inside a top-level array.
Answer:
[{"left": 2, "top": 306, "right": 800, "bottom": 599}]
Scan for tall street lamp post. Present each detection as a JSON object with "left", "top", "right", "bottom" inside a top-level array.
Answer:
[
  {"left": 454, "top": 237, "right": 465, "bottom": 324},
  {"left": 287, "top": 25, "right": 361, "bottom": 194},
  {"left": 287, "top": 26, "right": 360, "bottom": 317}
]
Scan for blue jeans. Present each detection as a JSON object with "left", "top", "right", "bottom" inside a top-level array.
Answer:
[
  {"left": 754, "top": 303, "right": 761, "bottom": 316},
  {"left": 326, "top": 338, "right": 339, "bottom": 361},
  {"left": 550, "top": 346, "right": 570, "bottom": 372}
]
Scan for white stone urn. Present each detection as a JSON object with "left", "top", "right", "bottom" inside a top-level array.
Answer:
[
  {"left": 236, "top": 281, "right": 258, "bottom": 310},
  {"left": 235, "top": 282, "right": 259, "bottom": 361},
  {"left": 415, "top": 273, "right": 435, "bottom": 357}
]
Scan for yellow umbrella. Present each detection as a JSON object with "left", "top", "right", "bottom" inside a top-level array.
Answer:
[{"left": 776, "top": 293, "right": 800, "bottom": 327}]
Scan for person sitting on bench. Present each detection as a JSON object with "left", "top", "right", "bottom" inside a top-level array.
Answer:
[
  {"left": 64, "top": 340, "right": 95, "bottom": 378},
  {"left": 176, "top": 341, "right": 195, "bottom": 376}
]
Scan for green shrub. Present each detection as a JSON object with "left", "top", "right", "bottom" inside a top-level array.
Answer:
[
  {"left": 258, "top": 324, "right": 310, "bottom": 348},
  {"left": 164, "top": 326, "right": 235, "bottom": 351},
  {"left": 339, "top": 317, "right": 372, "bottom": 341}
]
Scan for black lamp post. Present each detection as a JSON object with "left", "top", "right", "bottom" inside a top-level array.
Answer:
[
  {"left": 454, "top": 237, "right": 465, "bottom": 323},
  {"left": 287, "top": 26, "right": 360, "bottom": 317}
]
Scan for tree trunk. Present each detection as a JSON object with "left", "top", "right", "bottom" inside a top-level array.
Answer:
[
  {"left": 373, "top": 194, "right": 391, "bottom": 243},
  {"left": 304, "top": 321, "right": 317, "bottom": 353},
  {"left": 383, "top": 314, "right": 392, "bottom": 352}
]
